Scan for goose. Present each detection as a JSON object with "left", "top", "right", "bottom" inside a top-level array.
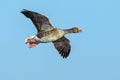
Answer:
[{"left": 21, "top": 9, "right": 82, "bottom": 58}]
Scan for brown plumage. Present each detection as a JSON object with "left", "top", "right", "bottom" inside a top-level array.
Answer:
[
  {"left": 53, "top": 36, "right": 71, "bottom": 58},
  {"left": 21, "top": 9, "right": 82, "bottom": 58}
]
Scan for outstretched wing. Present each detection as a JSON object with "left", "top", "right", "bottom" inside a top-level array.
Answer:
[
  {"left": 21, "top": 9, "right": 54, "bottom": 33},
  {"left": 53, "top": 36, "right": 71, "bottom": 58}
]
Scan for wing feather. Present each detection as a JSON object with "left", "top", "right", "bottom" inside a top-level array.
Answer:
[
  {"left": 53, "top": 36, "right": 71, "bottom": 58},
  {"left": 21, "top": 9, "right": 54, "bottom": 33}
]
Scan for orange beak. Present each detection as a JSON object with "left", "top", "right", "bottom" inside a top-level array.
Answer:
[{"left": 77, "top": 28, "right": 83, "bottom": 32}]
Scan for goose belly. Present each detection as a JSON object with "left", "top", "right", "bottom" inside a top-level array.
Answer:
[
  {"left": 36, "top": 30, "right": 65, "bottom": 43},
  {"left": 40, "top": 36, "right": 61, "bottom": 42}
]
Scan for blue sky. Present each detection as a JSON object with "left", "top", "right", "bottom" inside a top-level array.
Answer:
[{"left": 0, "top": 0, "right": 120, "bottom": 80}]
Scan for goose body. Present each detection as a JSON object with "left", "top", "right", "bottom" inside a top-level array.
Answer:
[
  {"left": 34, "top": 28, "right": 65, "bottom": 43},
  {"left": 21, "top": 9, "right": 82, "bottom": 58}
]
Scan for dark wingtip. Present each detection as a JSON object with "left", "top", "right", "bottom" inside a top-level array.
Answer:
[
  {"left": 21, "top": 9, "right": 26, "bottom": 13},
  {"left": 21, "top": 9, "right": 29, "bottom": 13},
  {"left": 23, "top": 9, "right": 27, "bottom": 11},
  {"left": 20, "top": 9, "right": 34, "bottom": 18}
]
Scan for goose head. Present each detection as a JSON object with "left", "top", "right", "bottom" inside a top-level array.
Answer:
[
  {"left": 64, "top": 27, "right": 82, "bottom": 34},
  {"left": 71, "top": 27, "right": 82, "bottom": 33}
]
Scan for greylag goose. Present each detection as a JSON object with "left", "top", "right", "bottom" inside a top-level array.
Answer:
[{"left": 21, "top": 9, "right": 82, "bottom": 58}]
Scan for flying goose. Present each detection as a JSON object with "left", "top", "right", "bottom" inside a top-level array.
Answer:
[{"left": 21, "top": 9, "right": 82, "bottom": 58}]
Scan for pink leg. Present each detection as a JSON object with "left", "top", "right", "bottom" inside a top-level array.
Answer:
[{"left": 29, "top": 43, "right": 38, "bottom": 48}]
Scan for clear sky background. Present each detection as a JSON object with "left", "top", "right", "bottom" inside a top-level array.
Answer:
[{"left": 0, "top": 0, "right": 120, "bottom": 80}]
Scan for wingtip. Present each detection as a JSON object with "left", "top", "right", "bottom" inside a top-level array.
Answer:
[
  {"left": 21, "top": 9, "right": 25, "bottom": 13},
  {"left": 22, "top": 9, "right": 28, "bottom": 11},
  {"left": 21, "top": 9, "right": 29, "bottom": 13},
  {"left": 62, "top": 56, "right": 68, "bottom": 59}
]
